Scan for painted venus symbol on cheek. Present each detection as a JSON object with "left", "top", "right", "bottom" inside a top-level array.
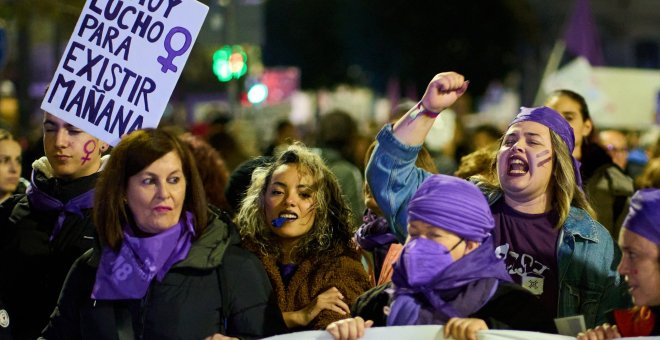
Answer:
[
  {"left": 81, "top": 140, "right": 97, "bottom": 165},
  {"left": 536, "top": 150, "right": 551, "bottom": 168}
]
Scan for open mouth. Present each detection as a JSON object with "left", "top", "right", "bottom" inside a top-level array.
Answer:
[
  {"left": 508, "top": 156, "right": 529, "bottom": 176},
  {"left": 279, "top": 212, "right": 298, "bottom": 220}
]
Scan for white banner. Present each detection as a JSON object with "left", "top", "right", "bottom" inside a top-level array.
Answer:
[
  {"left": 41, "top": 0, "right": 209, "bottom": 146},
  {"left": 263, "top": 325, "right": 575, "bottom": 340}
]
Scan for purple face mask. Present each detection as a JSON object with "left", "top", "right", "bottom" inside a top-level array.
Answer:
[{"left": 401, "top": 237, "right": 462, "bottom": 287}]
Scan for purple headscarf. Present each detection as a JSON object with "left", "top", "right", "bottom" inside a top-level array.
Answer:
[
  {"left": 622, "top": 189, "right": 660, "bottom": 245},
  {"left": 407, "top": 174, "right": 493, "bottom": 242},
  {"left": 508, "top": 106, "right": 582, "bottom": 188},
  {"left": 354, "top": 209, "right": 398, "bottom": 250},
  {"left": 389, "top": 176, "right": 510, "bottom": 325}
]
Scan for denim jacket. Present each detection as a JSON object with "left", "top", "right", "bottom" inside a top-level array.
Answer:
[{"left": 366, "top": 125, "right": 630, "bottom": 328}]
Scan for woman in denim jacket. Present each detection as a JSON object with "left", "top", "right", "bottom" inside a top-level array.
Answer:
[{"left": 366, "top": 72, "right": 630, "bottom": 329}]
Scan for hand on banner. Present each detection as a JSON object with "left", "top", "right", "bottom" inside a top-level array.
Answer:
[
  {"left": 576, "top": 323, "right": 620, "bottom": 340},
  {"left": 443, "top": 317, "right": 488, "bottom": 340},
  {"left": 326, "top": 316, "right": 374, "bottom": 340}
]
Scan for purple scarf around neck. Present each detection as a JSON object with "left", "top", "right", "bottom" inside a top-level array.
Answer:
[
  {"left": 91, "top": 212, "right": 196, "bottom": 300},
  {"left": 26, "top": 177, "right": 95, "bottom": 242},
  {"left": 387, "top": 237, "right": 512, "bottom": 326},
  {"left": 354, "top": 209, "right": 398, "bottom": 250}
]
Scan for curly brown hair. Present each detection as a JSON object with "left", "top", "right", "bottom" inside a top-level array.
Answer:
[
  {"left": 178, "top": 133, "right": 231, "bottom": 211},
  {"left": 236, "top": 142, "right": 355, "bottom": 263}
]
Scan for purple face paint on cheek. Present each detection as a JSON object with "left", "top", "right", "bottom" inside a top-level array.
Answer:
[
  {"left": 537, "top": 157, "right": 552, "bottom": 168},
  {"left": 536, "top": 150, "right": 550, "bottom": 158},
  {"left": 536, "top": 150, "right": 551, "bottom": 167},
  {"left": 81, "top": 140, "right": 97, "bottom": 165}
]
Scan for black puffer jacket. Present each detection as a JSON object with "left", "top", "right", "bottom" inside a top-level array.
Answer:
[
  {"left": 0, "top": 158, "right": 99, "bottom": 340},
  {"left": 40, "top": 208, "right": 287, "bottom": 340}
]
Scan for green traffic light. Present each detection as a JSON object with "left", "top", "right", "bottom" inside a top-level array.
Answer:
[{"left": 212, "top": 45, "right": 247, "bottom": 82}]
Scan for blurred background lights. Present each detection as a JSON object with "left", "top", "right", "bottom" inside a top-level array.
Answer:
[{"left": 247, "top": 83, "right": 268, "bottom": 104}]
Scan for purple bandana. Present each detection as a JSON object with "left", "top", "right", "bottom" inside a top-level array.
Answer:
[
  {"left": 508, "top": 106, "right": 582, "bottom": 188},
  {"left": 354, "top": 209, "right": 398, "bottom": 251},
  {"left": 387, "top": 237, "right": 511, "bottom": 325},
  {"left": 387, "top": 174, "right": 510, "bottom": 325},
  {"left": 407, "top": 175, "right": 494, "bottom": 242},
  {"left": 622, "top": 189, "right": 660, "bottom": 245},
  {"left": 91, "top": 212, "right": 195, "bottom": 300},
  {"left": 26, "top": 174, "right": 95, "bottom": 242}
]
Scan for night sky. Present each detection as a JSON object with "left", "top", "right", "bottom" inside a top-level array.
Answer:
[{"left": 262, "top": 0, "right": 539, "bottom": 97}]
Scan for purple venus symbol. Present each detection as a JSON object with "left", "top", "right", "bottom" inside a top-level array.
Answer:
[{"left": 157, "top": 26, "right": 192, "bottom": 73}]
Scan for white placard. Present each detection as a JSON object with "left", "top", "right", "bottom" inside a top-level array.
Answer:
[
  {"left": 542, "top": 57, "right": 660, "bottom": 130},
  {"left": 41, "top": 0, "right": 209, "bottom": 146}
]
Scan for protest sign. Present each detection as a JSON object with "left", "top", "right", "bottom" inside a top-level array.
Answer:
[{"left": 41, "top": 0, "right": 209, "bottom": 146}]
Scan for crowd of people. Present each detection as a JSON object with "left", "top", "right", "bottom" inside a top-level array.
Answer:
[{"left": 0, "top": 70, "right": 659, "bottom": 340}]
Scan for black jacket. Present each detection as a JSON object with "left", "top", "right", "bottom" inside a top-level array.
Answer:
[
  {"left": 353, "top": 281, "right": 556, "bottom": 333},
  {"left": 40, "top": 208, "right": 287, "bottom": 340},
  {"left": 0, "top": 159, "right": 99, "bottom": 340},
  {"left": 580, "top": 143, "right": 634, "bottom": 237}
]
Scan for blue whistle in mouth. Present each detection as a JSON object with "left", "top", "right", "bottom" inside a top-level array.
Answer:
[{"left": 271, "top": 217, "right": 289, "bottom": 228}]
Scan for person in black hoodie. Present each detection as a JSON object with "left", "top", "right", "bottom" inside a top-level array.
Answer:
[
  {"left": 546, "top": 89, "right": 634, "bottom": 238},
  {"left": 0, "top": 112, "right": 109, "bottom": 340},
  {"left": 41, "top": 128, "right": 287, "bottom": 339}
]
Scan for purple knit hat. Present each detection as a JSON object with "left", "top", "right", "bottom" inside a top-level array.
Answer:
[
  {"left": 622, "top": 189, "right": 660, "bottom": 245},
  {"left": 407, "top": 174, "right": 493, "bottom": 242},
  {"left": 508, "top": 106, "right": 582, "bottom": 188}
]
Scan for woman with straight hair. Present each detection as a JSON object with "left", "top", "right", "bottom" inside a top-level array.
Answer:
[{"left": 41, "top": 128, "right": 286, "bottom": 339}]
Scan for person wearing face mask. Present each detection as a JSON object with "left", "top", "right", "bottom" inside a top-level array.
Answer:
[
  {"left": 236, "top": 143, "right": 372, "bottom": 331},
  {"left": 578, "top": 189, "right": 660, "bottom": 339},
  {"left": 326, "top": 175, "right": 556, "bottom": 340},
  {"left": 365, "top": 72, "right": 629, "bottom": 330},
  {"left": 354, "top": 140, "right": 438, "bottom": 286}
]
